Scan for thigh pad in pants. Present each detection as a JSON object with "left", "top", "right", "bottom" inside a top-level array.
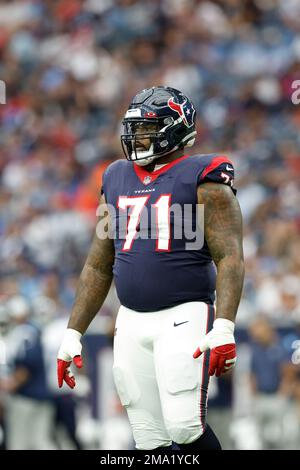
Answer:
[{"left": 163, "top": 352, "right": 199, "bottom": 395}]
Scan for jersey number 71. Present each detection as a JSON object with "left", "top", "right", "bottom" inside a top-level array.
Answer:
[{"left": 117, "top": 195, "right": 171, "bottom": 252}]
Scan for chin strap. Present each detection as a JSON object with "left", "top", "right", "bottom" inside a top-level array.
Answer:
[
  {"left": 132, "top": 144, "right": 180, "bottom": 166},
  {"left": 134, "top": 155, "right": 156, "bottom": 167}
]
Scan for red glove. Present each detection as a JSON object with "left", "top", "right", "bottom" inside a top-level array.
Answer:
[
  {"left": 57, "top": 329, "right": 83, "bottom": 388},
  {"left": 193, "top": 318, "right": 236, "bottom": 377}
]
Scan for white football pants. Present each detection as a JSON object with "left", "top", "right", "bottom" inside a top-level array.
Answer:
[{"left": 113, "top": 301, "right": 215, "bottom": 450}]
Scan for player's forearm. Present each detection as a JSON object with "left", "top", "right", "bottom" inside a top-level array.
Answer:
[
  {"left": 215, "top": 256, "right": 244, "bottom": 322},
  {"left": 68, "top": 263, "right": 113, "bottom": 334}
]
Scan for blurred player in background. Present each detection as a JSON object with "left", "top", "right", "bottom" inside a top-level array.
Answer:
[
  {"left": 57, "top": 86, "right": 244, "bottom": 450},
  {"left": 1, "top": 296, "right": 56, "bottom": 450},
  {"left": 249, "top": 317, "right": 293, "bottom": 449}
]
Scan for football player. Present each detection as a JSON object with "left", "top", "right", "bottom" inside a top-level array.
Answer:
[{"left": 57, "top": 87, "right": 244, "bottom": 450}]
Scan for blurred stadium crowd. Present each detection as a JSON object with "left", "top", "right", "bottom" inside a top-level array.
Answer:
[{"left": 1, "top": 0, "right": 300, "bottom": 450}]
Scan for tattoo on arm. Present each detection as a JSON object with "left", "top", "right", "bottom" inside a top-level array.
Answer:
[
  {"left": 68, "top": 195, "right": 115, "bottom": 334},
  {"left": 197, "top": 183, "right": 245, "bottom": 322}
]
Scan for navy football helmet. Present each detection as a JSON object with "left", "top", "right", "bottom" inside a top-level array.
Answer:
[{"left": 121, "top": 86, "right": 197, "bottom": 166}]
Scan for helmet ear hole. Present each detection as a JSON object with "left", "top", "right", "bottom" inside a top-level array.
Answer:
[{"left": 163, "top": 117, "right": 173, "bottom": 126}]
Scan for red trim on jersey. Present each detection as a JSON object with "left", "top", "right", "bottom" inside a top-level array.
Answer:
[
  {"left": 201, "top": 155, "right": 233, "bottom": 181},
  {"left": 133, "top": 154, "right": 190, "bottom": 185},
  {"left": 199, "top": 304, "right": 211, "bottom": 434}
]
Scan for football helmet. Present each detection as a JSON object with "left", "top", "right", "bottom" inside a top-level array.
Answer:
[{"left": 121, "top": 86, "right": 197, "bottom": 166}]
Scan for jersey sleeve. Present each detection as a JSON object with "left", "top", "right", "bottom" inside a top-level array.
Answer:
[
  {"left": 100, "top": 161, "right": 116, "bottom": 198},
  {"left": 100, "top": 160, "right": 124, "bottom": 200},
  {"left": 100, "top": 167, "right": 109, "bottom": 198},
  {"left": 197, "top": 155, "right": 237, "bottom": 194}
]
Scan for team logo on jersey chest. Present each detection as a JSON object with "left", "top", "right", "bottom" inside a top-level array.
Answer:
[{"left": 143, "top": 175, "right": 152, "bottom": 185}]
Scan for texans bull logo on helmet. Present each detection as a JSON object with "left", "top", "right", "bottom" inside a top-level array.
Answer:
[{"left": 168, "top": 97, "right": 196, "bottom": 128}]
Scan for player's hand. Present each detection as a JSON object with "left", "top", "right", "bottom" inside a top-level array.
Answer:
[
  {"left": 57, "top": 328, "right": 83, "bottom": 389},
  {"left": 193, "top": 318, "right": 236, "bottom": 377}
]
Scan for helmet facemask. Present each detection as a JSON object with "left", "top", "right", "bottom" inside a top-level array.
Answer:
[{"left": 121, "top": 116, "right": 191, "bottom": 166}]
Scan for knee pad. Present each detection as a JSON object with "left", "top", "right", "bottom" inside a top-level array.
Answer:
[
  {"left": 112, "top": 365, "right": 140, "bottom": 407},
  {"left": 130, "top": 409, "right": 172, "bottom": 450},
  {"left": 167, "top": 423, "right": 203, "bottom": 445}
]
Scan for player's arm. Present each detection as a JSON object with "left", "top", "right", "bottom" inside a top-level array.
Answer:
[
  {"left": 67, "top": 195, "right": 114, "bottom": 334},
  {"left": 198, "top": 182, "right": 244, "bottom": 321},
  {"left": 193, "top": 183, "right": 245, "bottom": 376},
  {"left": 57, "top": 194, "right": 114, "bottom": 388}
]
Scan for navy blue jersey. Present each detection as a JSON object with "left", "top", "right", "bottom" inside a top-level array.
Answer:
[
  {"left": 13, "top": 323, "right": 50, "bottom": 400},
  {"left": 101, "top": 153, "right": 236, "bottom": 312}
]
